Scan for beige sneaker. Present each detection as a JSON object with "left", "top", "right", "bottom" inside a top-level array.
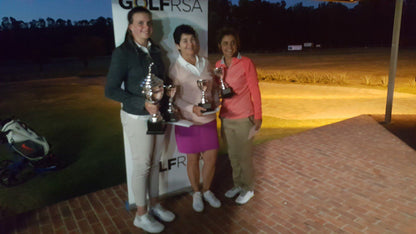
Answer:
[
  {"left": 150, "top": 203, "right": 175, "bottom": 222},
  {"left": 235, "top": 190, "right": 254, "bottom": 205},
  {"left": 133, "top": 213, "right": 164, "bottom": 233},
  {"left": 225, "top": 186, "right": 242, "bottom": 198},
  {"left": 203, "top": 190, "right": 221, "bottom": 208},
  {"left": 192, "top": 191, "right": 204, "bottom": 212}
]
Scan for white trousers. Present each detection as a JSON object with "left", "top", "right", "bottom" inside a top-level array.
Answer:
[{"left": 120, "top": 110, "right": 165, "bottom": 207}]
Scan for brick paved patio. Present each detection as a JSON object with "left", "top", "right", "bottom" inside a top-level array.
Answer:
[{"left": 2, "top": 115, "right": 416, "bottom": 233}]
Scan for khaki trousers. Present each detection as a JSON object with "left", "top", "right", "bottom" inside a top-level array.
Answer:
[
  {"left": 120, "top": 110, "right": 164, "bottom": 207},
  {"left": 221, "top": 117, "right": 254, "bottom": 191}
]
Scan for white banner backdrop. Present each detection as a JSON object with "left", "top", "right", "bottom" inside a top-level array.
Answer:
[
  {"left": 110, "top": 0, "right": 208, "bottom": 208},
  {"left": 111, "top": 0, "right": 208, "bottom": 64}
]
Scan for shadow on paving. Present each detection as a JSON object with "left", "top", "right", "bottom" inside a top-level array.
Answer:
[{"left": 371, "top": 114, "right": 416, "bottom": 150}]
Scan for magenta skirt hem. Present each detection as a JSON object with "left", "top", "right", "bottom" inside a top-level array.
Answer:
[{"left": 175, "top": 120, "right": 219, "bottom": 154}]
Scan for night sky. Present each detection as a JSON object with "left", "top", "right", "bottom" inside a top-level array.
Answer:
[
  {"left": 0, "top": 0, "right": 113, "bottom": 22},
  {"left": 0, "top": 0, "right": 358, "bottom": 22}
]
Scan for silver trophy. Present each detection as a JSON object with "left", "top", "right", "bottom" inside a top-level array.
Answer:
[
  {"left": 214, "top": 67, "right": 234, "bottom": 98},
  {"left": 197, "top": 79, "right": 213, "bottom": 112},
  {"left": 141, "top": 62, "right": 166, "bottom": 134},
  {"left": 165, "top": 84, "right": 179, "bottom": 122}
]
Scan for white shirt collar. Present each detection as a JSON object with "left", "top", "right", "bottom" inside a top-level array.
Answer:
[
  {"left": 177, "top": 54, "right": 205, "bottom": 76},
  {"left": 135, "top": 40, "right": 152, "bottom": 54},
  {"left": 220, "top": 52, "right": 242, "bottom": 65}
]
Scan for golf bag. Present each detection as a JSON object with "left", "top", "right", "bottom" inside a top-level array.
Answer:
[{"left": 0, "top": 118, "right": 59, "bottom": 187}]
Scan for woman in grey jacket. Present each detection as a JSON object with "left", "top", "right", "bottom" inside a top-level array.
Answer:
[{"left": 105, "top": 6, "right": 174, "bottom": 233}]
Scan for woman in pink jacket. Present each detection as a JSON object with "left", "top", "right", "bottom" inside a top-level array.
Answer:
[{"left": 215, "top": 27, "right": 262, "bottom": 205}]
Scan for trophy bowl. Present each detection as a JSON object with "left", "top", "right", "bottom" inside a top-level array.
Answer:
[
  {"left": 197, "top": 79, "right": 213, "bottom": 112},
  {"left": 141, "top": 62, "right": 166, "bottom": 134},
  {"left": 165, "top": 84, "right": 179, "bottom": 122}
]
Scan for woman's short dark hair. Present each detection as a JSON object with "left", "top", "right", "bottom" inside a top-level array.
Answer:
[
  {"left": 173, "top": 24, "right": 196, "bottom": 45},
  {"left": 125, "top": 7, "right": 152, "bottom": 41},
  {"left": 217, "top": 27, "right": 240, "bottom": 51}
]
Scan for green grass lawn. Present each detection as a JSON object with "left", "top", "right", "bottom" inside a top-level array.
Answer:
[
  {"left": 0, "top": 78, "right": 126, "bottom": 216},
  {"left": 254, "top": 116, "right": 343, "bottom": 145}
]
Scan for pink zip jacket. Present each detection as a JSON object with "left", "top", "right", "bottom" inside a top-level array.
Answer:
[{"left": 216, "top": 55, "right": 262, "bottom": 120}]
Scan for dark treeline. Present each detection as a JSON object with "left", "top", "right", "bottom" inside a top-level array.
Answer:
[
  {"left": 209, "top": 0, "right": 416, "bottom": 52},
  {"left": 1, "top": 0, "right": 416, "bottom": 65},
  {"left": 0, "top": 16, "right": 114, "bottom": 69}
]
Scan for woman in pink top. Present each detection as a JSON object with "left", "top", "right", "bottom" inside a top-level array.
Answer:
[
  {"left": 169, "top": 24, "right": 221, "bottom": 212},
  {"left": 215, "top": 27, "right": 262, "bottom": 205}
]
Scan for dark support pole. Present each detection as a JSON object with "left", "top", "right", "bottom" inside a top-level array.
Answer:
[{"left": 385, "top": 0, "right": 404, "bottom": 124}]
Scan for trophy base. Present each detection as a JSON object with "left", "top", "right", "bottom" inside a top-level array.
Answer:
[
  {"left": 221, "top": 88, "right": 234, "bottom": 99},
  {"left": 198, "top": 103, "right": 213, "bottom": 113},
  {"left": 147, "top": 121, "right": 166, "bottom": 135},
  {"left": 166, "top": 113, "right": 179, "bottom": 122}
]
